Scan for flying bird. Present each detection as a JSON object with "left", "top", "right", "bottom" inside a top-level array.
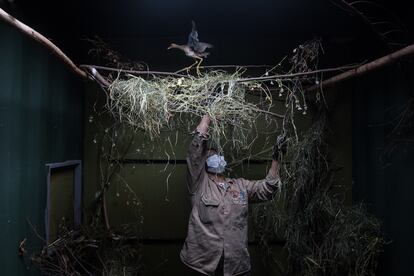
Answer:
[{"left": 168, "top": 21, "right": 213, "bottom": 75}]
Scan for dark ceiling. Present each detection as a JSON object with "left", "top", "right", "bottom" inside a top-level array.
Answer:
[{"left": 1, "top": 0, "right": 413, "bottom": 71}]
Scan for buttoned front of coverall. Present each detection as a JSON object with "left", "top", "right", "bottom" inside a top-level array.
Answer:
[{"left": 180, "top": 133, "right": 281, "bottom": 276}]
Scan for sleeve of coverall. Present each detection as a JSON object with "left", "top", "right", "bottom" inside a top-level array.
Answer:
[
  {"left": 243, "top": 172, "right": 281, "bottom": 203},
  {"left": 186, "top": 132, "right": 208, "bottom": 194}
]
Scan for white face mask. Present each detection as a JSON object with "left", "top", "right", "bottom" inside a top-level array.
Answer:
[{"left": 206, "top": 154, "right": 227, "bottom": 174}]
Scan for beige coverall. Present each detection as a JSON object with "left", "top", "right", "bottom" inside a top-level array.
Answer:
[{"left": 180, "top": 133, "right": 281, "bottom": 276}]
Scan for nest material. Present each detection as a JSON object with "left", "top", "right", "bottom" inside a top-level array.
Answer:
[
  {"left": 31, "top": 224, "right": 142, "bottom": 276},
  {"left": 107, "top": 71, "right": 268, "bottom": 151},
  {"left": 103, "top": 40, "right": 324, "bottom": 152},
  {"left": 253, "top": 116, "right": 386, "bottom": 276}
]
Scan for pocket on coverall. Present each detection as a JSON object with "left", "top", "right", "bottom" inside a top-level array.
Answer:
[{"left": 198, "top": 195, "right": 220, "bottom": 224}]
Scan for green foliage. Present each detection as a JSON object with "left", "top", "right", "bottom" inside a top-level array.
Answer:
[{"left": 253, "top": 116, "right": 386, "bottom": 276}]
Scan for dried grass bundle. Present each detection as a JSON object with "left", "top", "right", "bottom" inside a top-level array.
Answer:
[{"left": 107, "top": 71, "right": 270, "bottom": 151}]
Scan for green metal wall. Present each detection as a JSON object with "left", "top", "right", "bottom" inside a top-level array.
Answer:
[{"left": 0, "top": 22, "right": 84, "bottom": 275}]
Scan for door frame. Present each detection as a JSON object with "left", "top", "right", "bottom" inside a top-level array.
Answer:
[{"left": 45, "top": 160, "right": 82, "bottom": 244}]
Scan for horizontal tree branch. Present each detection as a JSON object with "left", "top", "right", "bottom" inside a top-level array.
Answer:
[
  {"left": 235, "top": 64, "right": 361, "bottom": 83},
  {"left": 309, "top": 43, "right": 414, "bottom": 91},
  {"left": 79, "top": 64, "right": 188, "bottom": 78}
]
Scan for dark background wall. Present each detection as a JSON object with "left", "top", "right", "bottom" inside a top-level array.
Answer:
[
  {"left": 0, "top": 23, "right": 84, "bottom": 276},
  {"left": 351, "top": 62, "right": 414, "bottom": 276}
]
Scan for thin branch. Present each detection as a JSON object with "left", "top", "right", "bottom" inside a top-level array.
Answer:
[
  {"left": 79, "top": 64, "right": 188, "bottom": 78},
  {"left": 335, "top": 0, "right": 408, "bottom": 50},
  {"left": 82, "top": 63, "right": 360, "bottom": 84},
  {"left": 26, "top": 218, "right": 46, "bottom": 243},
  {"left": 0, "top": 8, "right": 87, "bottom": 79},
  {"left": 255, "top": 109, "right": 285, "bottom": 119},
  {"left": 200, "top": 64, "right": 274, "bottom": 69},
  {"left": 381, "top": 29, "right": 405, "bottom": 37},
  {"left": 235, "top": 64, "right": 361, "bottom": 82}
]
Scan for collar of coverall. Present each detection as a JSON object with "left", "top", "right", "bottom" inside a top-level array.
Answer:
[{"left": 208, "top": 175, "right": 234, "bottom": 189}]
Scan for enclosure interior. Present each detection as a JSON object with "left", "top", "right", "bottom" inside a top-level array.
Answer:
[{"left": 1, "top": 0, "right": 414, "bottom": 276}]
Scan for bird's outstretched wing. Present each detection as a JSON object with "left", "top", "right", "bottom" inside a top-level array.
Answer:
[
  {"left": 194, "top": 42, "right": 213, "bottom": 53},
  {"left": 187, "top": 20, "right": 199, "bottom": 49},
  {"left": 187, "top": 20, "right": 214, "bottom": 56}
]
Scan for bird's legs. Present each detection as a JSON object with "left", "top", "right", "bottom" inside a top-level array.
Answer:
[
  {"left": 195, "top": 57, "right": 203, "bottom": 76},
  {"left": 175, "top": 57, "right": 204, "bottom": 75},
  {"left": 175, "top": 59, "right": 199, "bottom": 75}
]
